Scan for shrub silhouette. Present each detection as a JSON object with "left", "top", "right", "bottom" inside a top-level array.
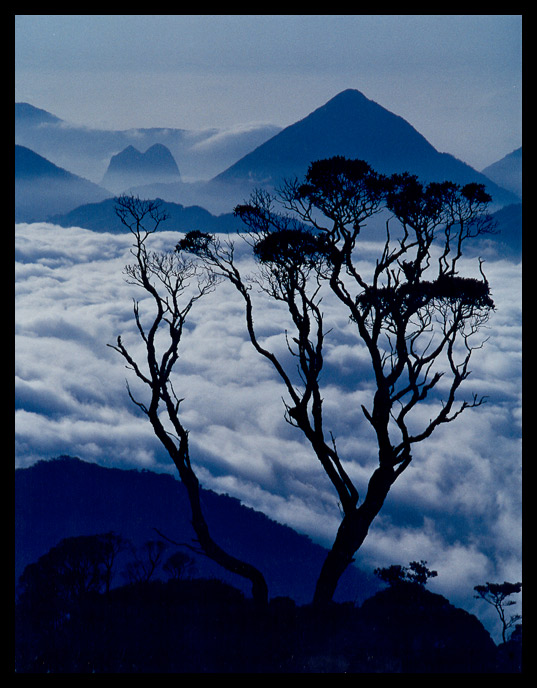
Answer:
[
  {"left": 374, "top": 560, "right": 438, "bottom": 587},
  {"left": 122, "top": 540, "right": 168, "bottom": 584},
  {"left": 355, "top": 582, "right": 497, "bottom": 673},
  {"left": 16, "top": 540, "right": 509, "bottom": 673},
  {"left": 163, "top": 551, "right": 196, "bottom": 581}
]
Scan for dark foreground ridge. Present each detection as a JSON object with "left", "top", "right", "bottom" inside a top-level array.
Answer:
[
  {"left": 15, "top": 458, "right": 522, "bottom": 673},
  {"left": 15, "top": 573, "right": 521, "bottom": 673},
  {"left": 15, "top": 457, "right": 380, "bottom": 604}
]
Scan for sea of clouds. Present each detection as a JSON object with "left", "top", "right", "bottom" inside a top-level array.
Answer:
[{"left": 15, "top": 222, "right": 522, "bottom": 638}]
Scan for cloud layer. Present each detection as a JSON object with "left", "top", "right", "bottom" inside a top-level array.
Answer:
[{"left": 15, "top": 222, "right": 521, "bottom": 639}]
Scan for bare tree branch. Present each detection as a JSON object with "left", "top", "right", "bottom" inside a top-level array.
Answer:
[
  {"left": 180, "top": 158, "right": 495, "bottom": 607},
  {"left": 109, "top": 196, "right": 269, "bottom": 606}
]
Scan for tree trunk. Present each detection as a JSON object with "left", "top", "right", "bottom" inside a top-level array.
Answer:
[
  {"left": 148, "top": 410, "right": 269, "bottom": 607},
  {"left": 313, "top": 464, "right": 395, "bottom": 606},
  {"left": 183, "top": 470, "right": 269, "bottom": 607}
]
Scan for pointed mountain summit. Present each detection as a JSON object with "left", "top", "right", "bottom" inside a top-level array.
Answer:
[
  {"left": 102, "top": 143, "right": 181, "bottom": 193},
  {"left": 216, "top": 89, "right": 437, "bottom": 182},
  {"left": 213, "top": 89, "right": 518, "bottom": 207}
]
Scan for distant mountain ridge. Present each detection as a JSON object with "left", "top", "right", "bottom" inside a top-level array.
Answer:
[
  {"left": 15, "top": 102, "right": 282, "bottom": 183},
  {"left": 212, "top": 89, "right": 520, "bottom": 209},
  {"left": 15, "top": 456, "right": 380, "bottom": 604},
  {"left": 47, "top": 197, "right": 244, "bottom": 234},
  {"left": 15, "top": 92, "right": 520, "bottom": 222},
  {"left": 15, "top": 102, "right": 62, "bottom": 125},
  {"left": 16, "top": 141, "right": 522, "bottom": 260}
]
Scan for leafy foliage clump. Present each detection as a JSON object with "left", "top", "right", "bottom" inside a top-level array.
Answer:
[
  {"left": 357, "top": 274, "right": 495, "bottom": 317},
  {"left": 252, "top": 227, "right": 333, "bottom": 269},
  {"left": 295, "top": 156, "right": 388, "bottom": 221},
  {"left": 374, "top": 560, "right": 438, "bottom": 587},
  {"left": 175, "top": 229, "right": 214, "bottom": 257}
]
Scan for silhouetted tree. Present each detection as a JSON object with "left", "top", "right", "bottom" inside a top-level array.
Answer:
[
  {"left": 178, "top": 157, "right": 495, "bottom": 606},
  {"left": 98, "top": 531, "right": 130, "bottom": 593},
  {"left": 18, "top": 535, "right": 107, "bottom": 605},
  {"left": 374, "top": 560, "right": 438, "bottom": 587},
  {"left": 163, "top": 550, "right": 196, "bottom": 580},
  {"left": 474, "top": 581, "right": 522, "bottom": 643},
  {"left": 16, "top": 532, "right": 128, "bottom": 640},
  {"left": 123, "top": 539, "right": 168, "bottom": 584},
  {"left": 109, "top": 195, "right": 268, "bottom": 606}
]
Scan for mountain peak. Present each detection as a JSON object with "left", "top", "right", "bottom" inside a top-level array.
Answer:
[
  {"left": 120, "top": 144, "right": 139, "bottom": 155},
  {"left": 213, "top": 89, "right": 520, "bottom": 207},
  {"left": 214, "top": 89, "right": 440, "bottom": 188},
  {"left": 101, "top": 143, "right": 181, "bottom": 193},
  {"left": 145, "top": 142, "right": 172, "bottom": 153},
  {"left": 321, "top": 88, "right": 371, "bottom": 105}
]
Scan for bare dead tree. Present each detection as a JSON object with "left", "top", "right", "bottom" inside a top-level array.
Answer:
[
  {"left": 177, "top": 158, "right": 496, "bottom": 606},
  {"left": 108, "top": 195, "right": 268, "bottom": 606}
]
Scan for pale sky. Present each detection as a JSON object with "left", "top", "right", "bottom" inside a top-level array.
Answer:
[{"left": 15, "top": 14, "right": 522, "bottom": 170}]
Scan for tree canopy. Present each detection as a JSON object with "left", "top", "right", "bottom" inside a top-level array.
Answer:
[{"left": 177, "top": 156, "right": 496, "bottom": 605}]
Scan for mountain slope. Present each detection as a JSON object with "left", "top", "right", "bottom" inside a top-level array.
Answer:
[
  {"left": 15, "top": 145, "right": 111, "bottom": 222},
  {"left": 15, "top": 456, "right": 380, "bottom": 604},
  {"left": 481, "top": 147, "right": 522, "bottom": 199},
  {"left": 213, "top": 89, "right": 519, "bottom": 208},
  {"left": 15, "top": 102, "right": 62, "bottom": 126},
  {"left": 489, "top": 203, "right": 522, "bottom": 256}
]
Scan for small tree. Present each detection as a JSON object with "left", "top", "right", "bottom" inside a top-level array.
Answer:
[
  {"left": 474, "top": 581, "right": 522, "bottom": 643},
  {"left": 98, "top": 531, "right": 130, "bottom": 594},
  {"left": 18, "top": 535, "right": 108, "bottom": 603},
  {"left": 178, "top": 157, "right": 495, "bottom": 606},
  {"left": 109, "top": 195, "right": 268, "bottom": 605},
  {"left": 17, "top": 533, "right": 128, "bottom": 635},
  {"left": 375, "top": 560, "right": 438, "bottom": 587},
  {"left": 163, "top": 550, "right": 196, "bottom": 581},
  {"left": 123, "top": 540, "right": 168, "bottom": 584}
]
